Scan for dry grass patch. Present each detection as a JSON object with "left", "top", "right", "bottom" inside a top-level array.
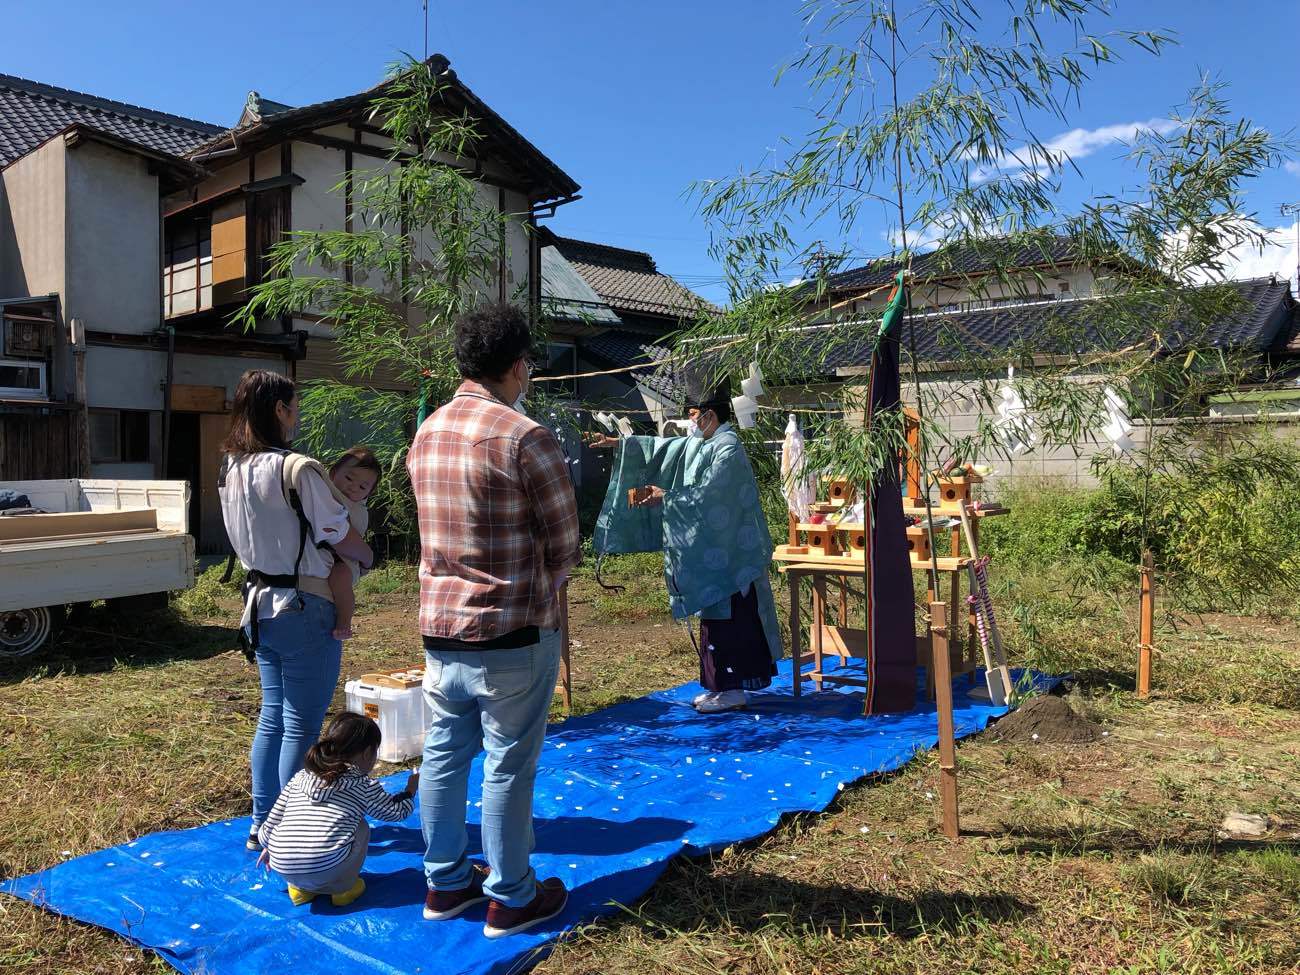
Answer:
[{"left": 2, "top": 558, "right": 1299, "bottom": 974}]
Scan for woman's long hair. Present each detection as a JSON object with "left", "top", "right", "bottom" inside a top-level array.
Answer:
[
  {"left": 223, "top": 369, "right": 295, "bottom": 455},
  {"left": 304, "top": 712, "right": 382, "bottom": 784}
]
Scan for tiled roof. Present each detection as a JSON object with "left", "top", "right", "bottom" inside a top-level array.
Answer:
[
  {"left": 824, "top": 235, "right": 1091, "bottom": 294},
  {"left": 540, "top": 245, "right": 621, "bottom": 326},
  {"left": 807, "top": 277, "right": 1296, "bottom": 375},
  {"left": 187, "top": 55, "right": 578, "bottom": 203},
  {"left": 0, "top": 73, "right": 222, "bottom": 167},
  {"left": 551, "top": 236, "right": 719, "bottom": 319},
  {"left": 581, "top": 330, "right": 682, "bottom": 401}
]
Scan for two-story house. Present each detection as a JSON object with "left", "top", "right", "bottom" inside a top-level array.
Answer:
[
  {"left": 0, "top": 56, "right": 578, "bottom": 548},
  {"left": 538, "top": 230, "right": 713, "bottom": 425},
  {"left": 756, "top": 237, "right": 1299, "bottom": 485}
]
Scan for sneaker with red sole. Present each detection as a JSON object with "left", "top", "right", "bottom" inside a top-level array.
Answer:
[
  {"left": 483, "top": 878, "right": 568, "bottom": 939},
  {"left": 423, "top": 863, "right": 489, "bottom": 921}
]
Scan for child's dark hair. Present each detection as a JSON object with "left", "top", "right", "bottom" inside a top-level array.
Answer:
[
  {"left": 330, "top": 446, "right": 383, "bottom": 485},
  {"left": 304, "top": 712, "right": 382, "bottom": 784}
]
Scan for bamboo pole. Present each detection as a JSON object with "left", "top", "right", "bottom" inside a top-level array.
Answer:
[
  {"left": 1137, "top": 550, "right": 1155, "bottom": 699},
  {"left": 930, "top": 600, "right": 959, "bottom": 838}
]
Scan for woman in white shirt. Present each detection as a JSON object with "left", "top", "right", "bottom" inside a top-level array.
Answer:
[{"left": 218, "top": 370, "right": 374, "bottom": 851}]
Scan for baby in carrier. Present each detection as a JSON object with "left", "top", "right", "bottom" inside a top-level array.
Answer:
[{"left": 325, "top": 447, "right": 381, "bottom": 639}]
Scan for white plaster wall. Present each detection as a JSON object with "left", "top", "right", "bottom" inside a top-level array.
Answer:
[
  {"left": 318, "top": 124, "right": 356, "bottom": 142},
  {"left": 503, "top": 189, "right": 530, "bottom": 302},
  {"left": 289, "top": 140, "right": 351, "bottom": 336},
  {"left": 64, "top": 140, "right": 161, "bottom": 334},
  {"left": 85, "top": 346, "right": 280, "bottom": 410},
  {"left": 255, "top": 148, "right": 280, "bottom": 182},
  {"left": 1, "top": 140, "right": 71, "bottom": 401},
  {"left": 832, "top": 371, "right": 1140, "bottom": 492},
  {"left": 850, "top": 265, "right": 1099, "bottom": 314},
  {"left": 172, "top": 353, "right": 283, "bottom": 399},
  {"left": 293, "top": 140, "right": 348, "bottom": 234},
  {"left": 85, "top": 345, "right": 164, "bottom": 410},
  {"left": 0, "top": 138, "right": 67, "bottom": 301},
  {"left": 186, "top": 157, "right": 246, "bottom": 203}
]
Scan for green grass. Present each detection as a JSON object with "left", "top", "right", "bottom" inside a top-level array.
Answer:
[{"left": 1121, "top": 849, "right": 1214, "bottom": 904}]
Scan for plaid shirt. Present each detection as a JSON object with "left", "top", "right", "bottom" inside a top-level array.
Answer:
[{"left": 408, "top": 380, "right": 581, "bottom": 640}]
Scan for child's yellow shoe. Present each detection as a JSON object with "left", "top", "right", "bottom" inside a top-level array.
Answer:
[
  {"left": 287, "top": 885, "right": 317, "bottom": 906},
  {"left": 331, "top": 878, "right": 366, "bottom": 907}
]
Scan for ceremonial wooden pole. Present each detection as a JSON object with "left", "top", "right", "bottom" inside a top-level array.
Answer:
[
  {"left": 1137, "top": 550, "right": 1155, "bottom": 700},
  {"left": 930, "top": 600, "right": 959, "bottom": 838}
]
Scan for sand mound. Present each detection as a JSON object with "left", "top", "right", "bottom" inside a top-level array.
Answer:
[{"left": 991, "top": 694, "right": 1101, "bottom": 744}]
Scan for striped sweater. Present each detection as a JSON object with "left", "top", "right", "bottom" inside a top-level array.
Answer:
[{"left": 257, "top": 768, "right": 414, "bottom": 875}]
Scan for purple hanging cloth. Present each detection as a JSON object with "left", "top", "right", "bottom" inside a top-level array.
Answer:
[{"left": 861, "top": 271, "right": 916, "bottom": 714}]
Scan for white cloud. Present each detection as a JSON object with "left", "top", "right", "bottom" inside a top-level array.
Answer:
[
  {"left": 885, "top": 219, "right": 953, "bottom": 252},
  {"left": 1166, "top": 217, "right": 1298, "bottom": 293},
  {"left": 1222, "top": 222, "right": 1298, "bottom": 291},
  {"left": 1285, "top": 160, "right": 1300, "bottom": 176},
  {"left": 972, "top": 117, "right": 1180, "bottom": 183}
]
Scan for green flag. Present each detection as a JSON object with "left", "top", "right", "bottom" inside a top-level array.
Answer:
[{"left": 878, "top": 269, "right": 908, "bottom": 339}]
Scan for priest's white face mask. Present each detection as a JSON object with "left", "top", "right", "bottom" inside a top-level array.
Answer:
[{"left": 687, "top": 408, "right": 716, "bottom": 439}]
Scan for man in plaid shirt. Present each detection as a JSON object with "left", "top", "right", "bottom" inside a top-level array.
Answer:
[{"left": 409, "top": 302, "right": 580, "bottom": 939}]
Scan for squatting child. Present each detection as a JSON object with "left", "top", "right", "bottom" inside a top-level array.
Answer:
[{"left": 257, "top": 711, "right": 418, "bottom": 906}]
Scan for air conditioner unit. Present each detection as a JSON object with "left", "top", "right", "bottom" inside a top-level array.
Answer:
[{"left": 2, "top": 317, "right": 52, "bottom": 358}]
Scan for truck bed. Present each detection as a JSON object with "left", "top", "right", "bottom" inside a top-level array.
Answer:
[
  {"left": 0, "top": 478, "right": 195, "bottom": 613},
  {"left": 0, "top": 531, "right": 196, "bottom": 611}
]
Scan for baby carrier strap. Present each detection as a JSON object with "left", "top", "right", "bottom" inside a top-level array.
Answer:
[{"left": 219, "top": 450, "right": 327, "bottom": 659}]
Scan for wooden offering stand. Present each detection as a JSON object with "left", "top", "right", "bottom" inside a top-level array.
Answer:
[
  {"left": 774, "top": 410, "right": 1011, "bottom": 704},
  {"left": 769, "top": 414, "right": 1011, "bottom": 839}
]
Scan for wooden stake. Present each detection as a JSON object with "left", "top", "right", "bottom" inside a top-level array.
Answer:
[
  {"left": 930, "top": 601, "right": 959, "bottom": 838},
  {"left": 1137, "top": 550, "right": 1155, "bottom": 700},
  {"left": 789, "top": 569, "right": 803, "bottom": 697},
  {"left": 903, "top": 407, "right": 923, "bottom": 502},
  {"left": 556, "top": 581, "right": 572, "bottom": 712}
]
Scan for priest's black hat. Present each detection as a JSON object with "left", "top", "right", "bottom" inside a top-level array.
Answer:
[{"left": 683, "top": 375, "right": 732, "bottom": 413}]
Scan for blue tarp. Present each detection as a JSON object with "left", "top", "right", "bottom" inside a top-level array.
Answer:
[{"left": 3, "top": 661, "right": 1055, "bottom": 975}]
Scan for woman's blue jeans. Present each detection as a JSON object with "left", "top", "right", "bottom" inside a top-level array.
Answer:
[{"left": 249, "top": 593, "right": 343, "bottom": 825}]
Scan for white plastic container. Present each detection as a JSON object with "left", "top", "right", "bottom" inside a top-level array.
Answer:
[{"left": 344, "top": 668, "right": 429, "bottom": 763}]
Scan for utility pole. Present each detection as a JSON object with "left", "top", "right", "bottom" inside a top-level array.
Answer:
[
  {"left": 801, "top": 242, "right": 841, "bottom": 283},
  {"left": 423, "top": 1, "right": 429, "bottom": 61},
  {"left": 1280, "top": 203, "right": 1300, "bottom": 297}
]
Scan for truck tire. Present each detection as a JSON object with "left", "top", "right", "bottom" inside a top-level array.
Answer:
[{"left": 0, "top": 607, "right": 53, "bottom": 659}]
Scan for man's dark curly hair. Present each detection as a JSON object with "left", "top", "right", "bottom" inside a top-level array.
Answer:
[{"left": 454, "top": 302, "right": 533, "bottom": 381}]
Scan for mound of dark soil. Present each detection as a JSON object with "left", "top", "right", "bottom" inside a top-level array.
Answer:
[{"left": 990, "top": 694, "right": 1102, "bottom": 744}]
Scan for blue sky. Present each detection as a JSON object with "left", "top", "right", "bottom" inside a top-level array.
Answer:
[{"left": 6, "top": 1, "right": 1298, "bottom": 302}]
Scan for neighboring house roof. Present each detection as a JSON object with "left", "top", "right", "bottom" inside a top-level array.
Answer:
[
  {"left": 549, "top": 234, "right": 719, "bottom": 320},
  {"left": 811, "top": 277, "right": 1296, "bottom": 375},
  {"left": 187, "top": 55, "right": 578, "bottom": 204},
  {"left": 824, "top": 234, "right": 1099, "bottom": 294},
  {"left": 540, "top": 245, "right": 621, "bottom": 326},
  {"left": 581, "top": 331, "right": 682, "bottom": 402},
  {"left": 0, "top": 72, "right": 223, "bottom": 167}
]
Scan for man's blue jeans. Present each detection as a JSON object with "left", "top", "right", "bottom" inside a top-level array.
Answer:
[
  {"left": 250, "top": 593, "right": 343, "bottom": 825},
  {"left": 420, "top": 629, "right": 562, "bottom": 907}
]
